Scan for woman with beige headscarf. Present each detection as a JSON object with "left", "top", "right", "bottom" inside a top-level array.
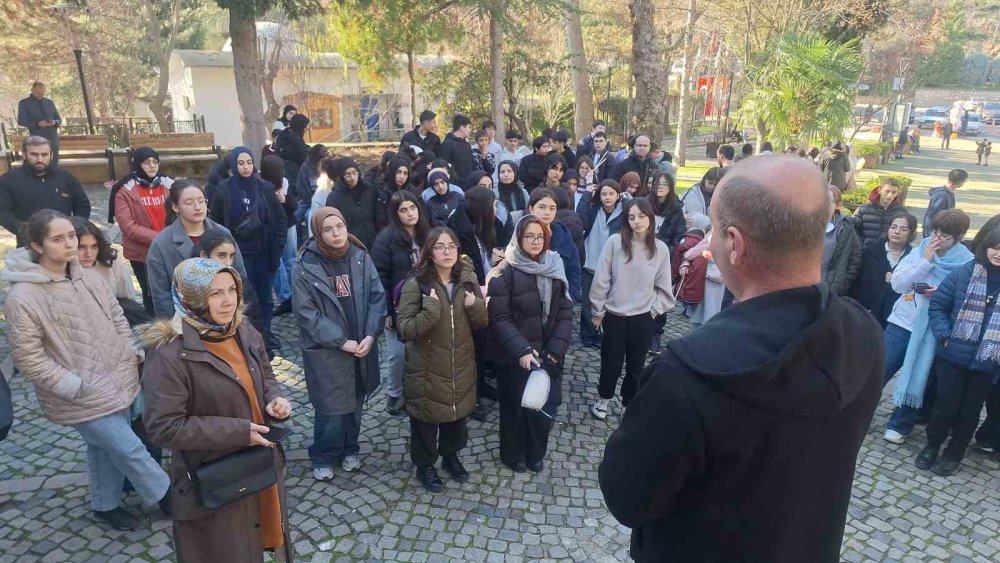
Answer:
[{"left": 293, "top": 207, "right": 386, "bottom": 481}]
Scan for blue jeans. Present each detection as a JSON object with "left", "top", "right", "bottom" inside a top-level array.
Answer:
[
  {"left": 272, "top": 226, "right": 298, "bottom": 303},
  {"left": 883, "top": 323, "right": 917, "bottom": 435},
  {"left": 72, "top": 409, "right": 170, "bottom": 511},
  {"left": 384, "top": 327, "right": 404, "bottom": 399},
  {"left": 309, "top": 411, "right": 362, "bottom": 468}
]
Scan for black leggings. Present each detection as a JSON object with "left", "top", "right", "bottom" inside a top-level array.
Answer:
[
  {"left": 926, "top": 358, "right": 995, "bottom": 461},
  {"left": 598, "top": 312, "right": 653, "bottom": 405}
]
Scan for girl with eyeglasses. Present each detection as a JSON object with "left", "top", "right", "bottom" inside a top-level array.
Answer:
[
  {"left": 396, "top": 227, "right": 487, "bottom": 491},
  {"left": 486, "top": 215, "right": 573, "bottom": 473},
  {"left": 293, "top": 208, "right": 386, "bottom": 480}
]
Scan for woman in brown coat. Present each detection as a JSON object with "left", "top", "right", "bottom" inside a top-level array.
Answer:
[
  {"left": 140, "top": 258, "right": 293, "bottom": 563},
  {"left": 396, "top": 229, "right": 488, "bottom": 492}
]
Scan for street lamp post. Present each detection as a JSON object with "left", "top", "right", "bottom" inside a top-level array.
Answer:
[{"left": 50, "top": 3, "right": 95, "bottom": 134}]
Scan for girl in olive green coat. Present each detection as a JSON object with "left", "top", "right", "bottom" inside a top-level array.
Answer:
[{"left": 396, "top": 227, "right": 488, "bottom": 493}]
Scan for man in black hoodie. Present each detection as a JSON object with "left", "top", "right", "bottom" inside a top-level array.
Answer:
[
  {"left": 436, "top": 114, "right": 475, "bottom": 188},
  {"left": 600, "top": 156, "right": 883, "bottom": 563}
]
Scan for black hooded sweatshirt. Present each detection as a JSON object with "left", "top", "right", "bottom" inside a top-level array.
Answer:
[{"left": 600, "top": 284, "right": 883, "bottom": 563}]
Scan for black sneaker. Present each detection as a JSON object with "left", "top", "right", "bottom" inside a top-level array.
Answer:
[
  {"left": 92, "top": 507, "right": 136, "bottom": 531},
  {"left": 158, "top": 492, "right": 172, "bottom": 519},
  {"left": 503, "top": 460, "right": 528, "bottom": 473},
  {"left": 385, "top": 396, "right": 405, "bottom": 416},
  {"left": 648, "top": 339, "right": 663, "bottom": 356},
  {"left": 932, "top": 456, "right": 960, "bottom": 477},
  {"left": 416, "top": 465, "right": 444, "bottom": 493},
  {"left": 526, "top": 459, "right": 544, "bottom": 473},
  {"left": 273, "top": 299, "right": 293, "bottom": 316},
  {"left": 915, "top": 445, "right": 939, "bottom": 470},
  {"left": 441, "top": 455, "right": 469, "bottom": 483},
  {"left": 470, "top": 402, "right": 490, "bottom": 422}
]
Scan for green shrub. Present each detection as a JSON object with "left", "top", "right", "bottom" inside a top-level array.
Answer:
[
  {"left": 863, "top": 174, "right": 912, "bottom": 192},
  {"left": 856, "top": 144, "right": 882, "bottom": 157},
  {"left": 842, "top": 189, "right": 871, "bottom": 206}
]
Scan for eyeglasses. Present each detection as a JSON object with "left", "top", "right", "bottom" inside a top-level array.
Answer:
[
  {"left": 521, "top": 234, "right": 546, "bottom": 243},
  {"left": 932, "top": 231, "right": 955, "bottom": 242},
  {"left": 433, "top": 244, "right": 459, "bottom": 254}
]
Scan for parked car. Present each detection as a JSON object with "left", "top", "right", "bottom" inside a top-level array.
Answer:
[
  {"left": 983, "top": 102, "right": 1000, "bottom": 125},
  {"left": 961, "top": 113, "right": 983, "bottom": 136},
  {"left": 920, "top": 107, "right": 949, "bottom": 128}
]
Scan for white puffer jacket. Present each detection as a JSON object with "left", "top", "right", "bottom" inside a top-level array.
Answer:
[{"left": 3, "top": 249, "right": 140, "bottom": 425}]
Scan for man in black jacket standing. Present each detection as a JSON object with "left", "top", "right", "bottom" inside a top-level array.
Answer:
[
  {"left": 0, "top": 136, "right": 90, "bottom": 247},
  {"left": 399, "top": 110, "right": 441, "bottom": 154},
  {"left": 611, "top": 134, "right": 653, "bottom": 188},
  {"left": 437, "top": 114, "right": 475, "bottom": 189},
  {"left": 518, "top": 136, "right": 552, "bottom": 190},
  {"left": 17, "top": 82, "right": 62, "bottom": 165},
  {"left": 600, "top": 156, "right": 883, "bottom": 563}
]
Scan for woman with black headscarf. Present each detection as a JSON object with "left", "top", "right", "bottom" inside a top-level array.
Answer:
[
  {"left": 111, "top": 147, "right": 174, "bottom": 314},
  {"left": 272, "top": 104, "right": 297, "bottom": 132},
  {"left": 209, "top": 147, "right": 286, "bottom": 345}
]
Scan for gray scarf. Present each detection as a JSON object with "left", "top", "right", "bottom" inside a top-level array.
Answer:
[{"left": 504, "top": 237, "right": 570, "bottom": 323}]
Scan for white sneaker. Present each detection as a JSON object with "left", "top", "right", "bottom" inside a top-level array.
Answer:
[
  {"left": 341, "top": 455, "right": 361, "bottom": 472},
  {"left": 591, "top": 401, "right": 608, "bottom": 420},
  {"left": 313, "top": 467, "right": 334, "bottom": 481},
  {"left": 883, "top": 429, "right": 905, "bottom": 444}
]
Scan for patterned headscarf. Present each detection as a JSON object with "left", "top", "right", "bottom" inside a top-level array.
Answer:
[{"left": 171, "top": 258, "right": 244, "bottom": 341}]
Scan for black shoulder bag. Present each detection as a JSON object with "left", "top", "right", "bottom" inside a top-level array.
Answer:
[{"left": 183, "top": 444, "right": 277, "bottom": 510}]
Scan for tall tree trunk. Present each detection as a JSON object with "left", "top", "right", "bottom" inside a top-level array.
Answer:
[
  {"left": 146, "top": 0, "right": 181, "bottom": 133},
  {"left": 488, "top": 9, "right": 505, "bottom": 139},
  {"left": 565, "top": 0, "right": 593, "bottom": 141},
  {"left": 629, "top": 0, "right": 666, "bottom": 141},
  {"left": 674, "top": 0, "right": 698, "bottom": 167},
  {"left": 406, "top": 49, "right": 418, "bottom": 127},
  {"left": 229, "top": 9, "right": 267, "bottom": 157}
]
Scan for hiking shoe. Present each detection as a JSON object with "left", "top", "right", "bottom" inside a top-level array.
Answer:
[
  {"left": 441, "top": 455, "right": 469, "bottom": 483},
  {"left": 470, "top": 402, "right": 490, "bottom": 422},
  {"left": 273, "top": 299, "right": 293, "bottom": 316},
  {"left": 527, "top": 459, "right": 544, "bottom": 473},
  {"left": 883, "top": 429, "right": 905, "bottom": 444},
  {"left": 313, "top": 467, "right": 334, "bottom": 481},
  {"left": 915, "top": 445, "right": 939, "bottom": 470},
  {"left": 932, "top": 456, "right": 960, "bottom": 477},
  {"left": 416, "top": 465, "right": 444, "bottom": 493},
  {"left": 341, "top": 456, "right": 360, "bottom": 472},
  {"left": 92, "top": 507, "right": 136, "bottom": 531},
  {"left": 503, "top": 460, "right": 528, "bottom": 473}
]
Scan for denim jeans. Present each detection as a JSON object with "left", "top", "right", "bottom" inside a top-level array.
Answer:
[
  {"left": 309, "top": 411, "right": 362, "bottom": 468},
  {"left": 883, "top": 323, "right": 918, "bottom": 435},
  {"left": 72, "top": 409, "right": 170, "bottom": 512},
  {"left": 272, "top": 226, "right": 298, "bottom": 303},
  {"left": 384, "top": 327, "right": 405, "bottom": 399}
]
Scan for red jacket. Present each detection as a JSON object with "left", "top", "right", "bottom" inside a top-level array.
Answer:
[
  {"left": 674, "top": 231, "right": 707, "bottom": 305},
  {"left": 113, "top": 176, "right": 173, "bottom": 262}
]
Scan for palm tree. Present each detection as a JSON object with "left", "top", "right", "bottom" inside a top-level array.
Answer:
[{"left": 737, "top": 31, "right": 863, "bottom": 147}]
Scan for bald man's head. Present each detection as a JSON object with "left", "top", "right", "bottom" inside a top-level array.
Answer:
[{"left": 712, "top": 156, "right": 829, "bottom": 276}]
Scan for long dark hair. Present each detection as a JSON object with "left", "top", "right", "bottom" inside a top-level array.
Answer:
[
  {"left": 414, "top": 227, "right": 466, "bottom": 287},
  {"left": 974, "top": 228, "right": 1000, "bottom": 266},
  {"left": 24, "top": 209, "right": 71, "bottom": 263},
  {"left": 191, "top": 228, "right": 237, "bottom": 258},
  {"left": 383, "top": 157, "right": 412, "bottom": 191},
  {"left": 72, "top": 218, "right": 117, "bottom": 267},
  {"left": 647, "top": 170, "right": 677, "bottom": 215},
  {"left": 464, "top": 186, "right": 497, "bottom": 250},
  {"left": 388, "top": 190, "right": 430, "bottom": 246},
  {"left": 971, "top": 214, "right": 1000, "bottom": 253},
  {"left": 621, "top": 198, "right": 657, "bottom": 263},
  {"left": 165, "top": 178, "right": 205, "bottom": 224},
  {"left": 259, "top": 154, "right": 285, "bottom": 189}
]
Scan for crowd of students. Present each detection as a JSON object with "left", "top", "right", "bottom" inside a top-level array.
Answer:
[{"left": 1, "top": 115, "right": 998, "bottom": 562}]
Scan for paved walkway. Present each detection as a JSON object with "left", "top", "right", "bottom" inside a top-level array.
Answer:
[{"left": 0, "top": 185, "right": 998, "bottom": 563}]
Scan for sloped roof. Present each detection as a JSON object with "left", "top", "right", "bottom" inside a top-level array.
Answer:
[{"left": 174, "top": 49, "right": 448, "bottom": 70}]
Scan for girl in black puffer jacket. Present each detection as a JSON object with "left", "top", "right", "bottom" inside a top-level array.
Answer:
[
  {"left": 647, "top": 170, "right": 686, "bottom": 354},
  {"left": 487, "top": 215, "right": 573, "bottom": 474},
  {"left": 371, "top": 190, "right": 431, "bottom": 415}
]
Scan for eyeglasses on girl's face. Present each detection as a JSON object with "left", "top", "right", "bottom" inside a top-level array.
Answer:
[
  {"left": 521, "top": 234, "right": 545, "bottom": 243},
  {"left": 433, "top": 244, "right": 459, "bottom": 254}
]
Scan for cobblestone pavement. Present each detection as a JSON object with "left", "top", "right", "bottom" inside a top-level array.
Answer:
[{"left": 0, "top": 186, "right": 998, "bottom": 563}]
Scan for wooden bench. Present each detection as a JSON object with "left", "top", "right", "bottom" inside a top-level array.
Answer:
[
  {"left": 6, "top": 134, "right": 116, "bottom": 179},
  {"left": 128, "top": 133, "right": 220, "bottom": 164}
]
